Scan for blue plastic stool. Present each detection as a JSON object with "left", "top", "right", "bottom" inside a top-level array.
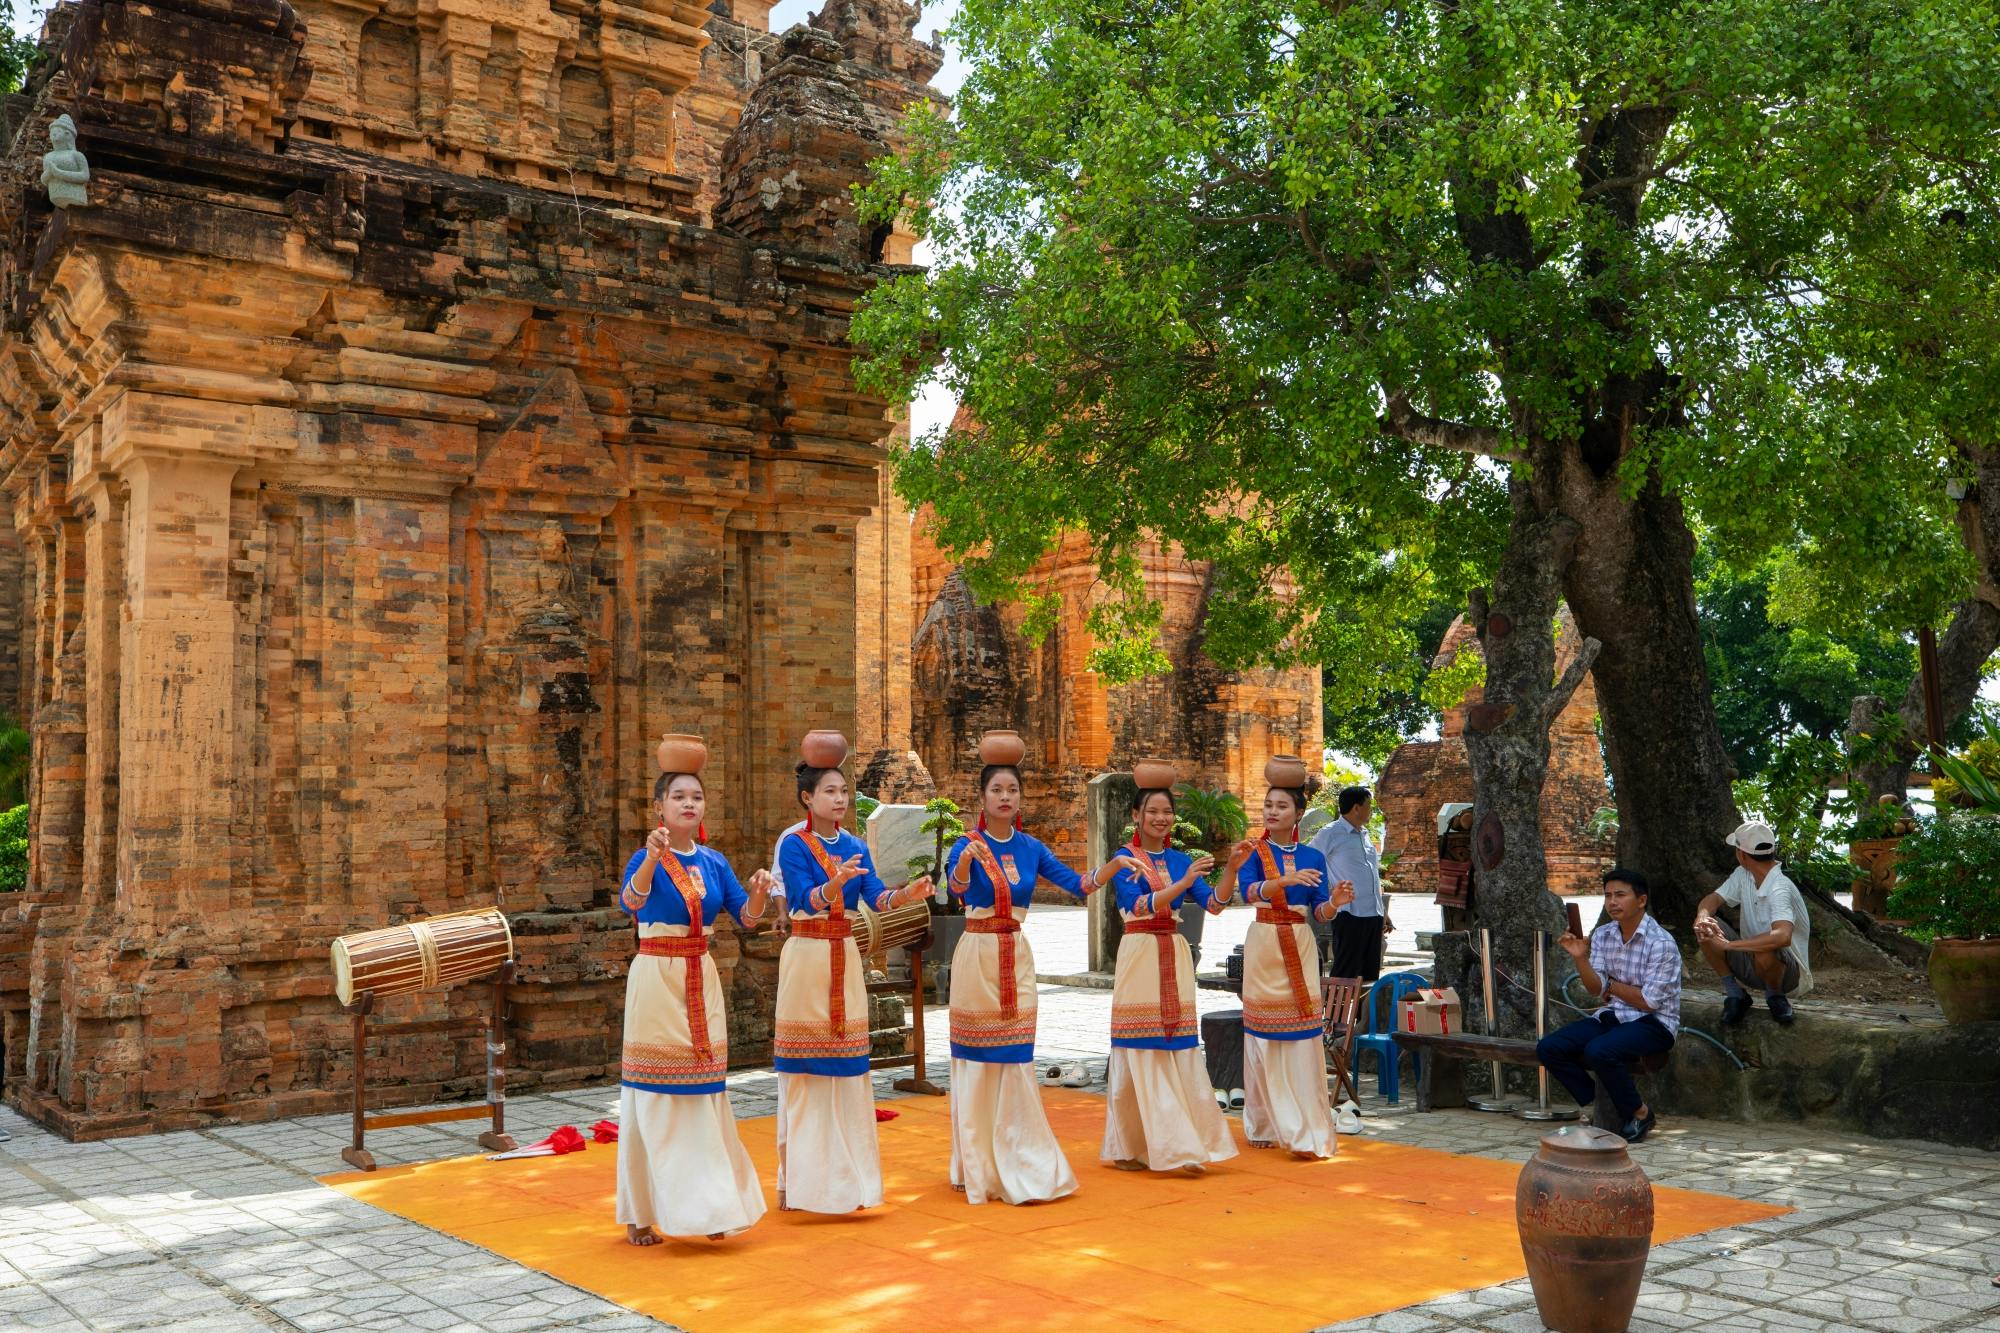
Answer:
[{"left": 1351, "top": 971, "right": 1431, "bottom": 1104}]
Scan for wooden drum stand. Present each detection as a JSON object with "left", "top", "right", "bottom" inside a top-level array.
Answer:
[
  {"left": 869, "top": 933, "right": 944, "bottom": 1097},
  {"left": 341, "top": 961, "right": 517, "bottom": 1171}
]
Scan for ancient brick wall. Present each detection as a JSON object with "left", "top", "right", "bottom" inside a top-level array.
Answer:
[
  {"left": 1375, "top": 614, "right": 1615, "bottom": 899},
  {"left": 0, "top": 0, "right": 941, "bottom": 1138},
  {"left": 910, "top": 514, "right": 1324, "bottom": 883}
]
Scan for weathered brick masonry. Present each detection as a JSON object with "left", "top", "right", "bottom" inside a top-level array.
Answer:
[{"left": 0, "top": 0, "right": 940, "bottom": 1138}]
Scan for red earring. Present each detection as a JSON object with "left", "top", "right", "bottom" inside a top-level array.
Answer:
[
  {"left": 697, "top": 821, "right": 707, "bottom": 844},
  {"left": 1014, "top": 814, "right": 1023, "bottom": 832},
  {"left": 977, "top": 811, "right": 987, "bottom": 832}
]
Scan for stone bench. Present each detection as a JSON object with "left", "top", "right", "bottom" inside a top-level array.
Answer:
[{"left": 1392, "top": 1030, "right": 1669, "bottom": 1128}]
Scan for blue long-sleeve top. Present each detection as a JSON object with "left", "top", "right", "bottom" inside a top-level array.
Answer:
[
  {"left": 776, "top": 828, "right": 895, "bottom": 915},
  {"left": 944, "top": 828, "right": 1086, "bottom": 908},
  {"left": 1111, "top": 844, "right": 1216, "bottom": 916},
  {"left": 1234, "top": 839, "right": 1331, "bottom": 914},
  {"left": 619, "top": 845, "right": 751, "bottom": 928}
]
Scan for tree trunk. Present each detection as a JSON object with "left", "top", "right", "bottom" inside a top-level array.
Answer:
[
  {"left": 1849, "top": 598, "right": 2000, "bottom": 803},
  {"left": 1561, "top": 464, "right": 1740, "bottom": 934},
  {"left": 1450, "top": 463, "right": 1600, "bottom": 1045}
]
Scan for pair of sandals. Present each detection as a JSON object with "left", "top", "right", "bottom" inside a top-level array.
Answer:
[
  {"left": 1040, "top": 1061, "right": 1093, "bottom": 1088},
  {"left": 1211, "top": 1087, "right": 1246, "bottom": 1110}
]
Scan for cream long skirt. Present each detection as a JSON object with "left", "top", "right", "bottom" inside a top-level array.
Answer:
[
  {"left": 949, "top": 1058, "right": 1078, "bottom": 1205},
  {"left": 1243, "top": 1035, "right": 1339, "bottom": 1158},
  {"left": 776, "top": 1072, "right": 883, "bottom": 1213},
  {"left": 1100, "top": 1047, "right": 1238, "bottom": 1171}
]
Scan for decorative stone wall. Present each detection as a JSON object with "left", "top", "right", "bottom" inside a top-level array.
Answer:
[
  {"left": 0, "top": 0, "right": 941, "bottom": 1138},
  {"left": 1375, "top": 613, "right": 1614, "bottom": 898},
  {"left": 911, "top": 505, "right": 1324, "bottom": 884}
]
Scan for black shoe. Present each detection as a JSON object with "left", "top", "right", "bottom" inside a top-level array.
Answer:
[
  {"left": 1721, "top": 994, "right": 1751, "bottom": 1025},
  {"left": 1767, "top": 993, "right": 1795, "bottom": 1026},
  {"left": 1618, "top": 1111, "right": 1656, "bottom": 1144}
]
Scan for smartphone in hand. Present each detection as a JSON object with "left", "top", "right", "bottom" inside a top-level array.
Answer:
[{"left": 1565, "top": 902, "right": 1585, "bottom": 938}]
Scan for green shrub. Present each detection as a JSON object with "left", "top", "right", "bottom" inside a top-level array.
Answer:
[
  {"left": 0, "top": 803, "right": 27, "bottom": 892},
  {"left": 1886, "top": 812, "right": 2000, "bottom": 941}
]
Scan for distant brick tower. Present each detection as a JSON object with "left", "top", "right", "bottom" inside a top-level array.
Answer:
[
  {"left": 0, "top": 0, "right": 942, "bottom": 1138},
  {"left": 1375, "top": 612, "right": 1615, "bottom": 898}
]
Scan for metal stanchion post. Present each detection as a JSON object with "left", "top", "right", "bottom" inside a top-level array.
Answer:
[
  {"left": 1521, "top": 929, "right": 1577, "bottom": 1121},
  {"left": 1467, "top": 926, "right": 1524, "bottom": 1113}
]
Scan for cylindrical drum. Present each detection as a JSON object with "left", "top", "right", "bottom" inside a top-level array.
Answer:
[
  {"left": 1516, "top": 1124, "right": 1654, "bottom": 1333},
  {"left": 331, "top": 908, "right": 514, "bottom": 1005},
  {"left": 855, "top": 898, "right": 931, "bottom": 958}
]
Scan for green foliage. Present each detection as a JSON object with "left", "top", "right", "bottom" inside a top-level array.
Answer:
[
  {"left": 1696, "top": 551, "right": 1918, "bottom": 782},
  {"left": 909, "top": 796, "right": 966, "bottom": 891},
  {"left": 1172, "top": 783, "right": 1247, "bottom": 852},
  {"left": 1323, "top": 597, "right": 1461, "bottom": 768},
  {"left": 0, "top": 3, "right": 38, "bottom": 96},
  {"left": 0, "top": 717, "right": 27, "bottom": 810},
  {"left": 0, "top": 803, "right": 26, "bottom": 892},
  {"left": 1887, "top": 813, "right": 2000, "bottom": 940},
  {"left": 1929, "top": 735, "right": 2000, "bottom": 810},
  {"left": 1731, "top": 732, "right": 1849, "bottom": 868},
  {"left": 854, "top": 793, "right": 881, "bottom": 826},
  {"left": 854, "top": 0, "right": 2000, "bottom": 701}
]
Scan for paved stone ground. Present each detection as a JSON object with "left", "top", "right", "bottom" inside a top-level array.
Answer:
[{"left": 2, "top": 917, "right": 1994, "bottom": 1333}]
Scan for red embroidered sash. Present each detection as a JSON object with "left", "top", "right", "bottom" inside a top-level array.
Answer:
[
  {"left": 1255, "top": 837, "right": 1315, "bottom": 1022},
  {"left": 965, "top": 833, "right": 1023, "bottom": 1019},
  {"left": 1128, "top": 840, "right": 1183, "bottom": 1038},
  {"left": 791, "top": 831, "right": 852, "bottom": 1036},
  {"left": 655, "top": 850, "right": 713, "bottom": 1064}
]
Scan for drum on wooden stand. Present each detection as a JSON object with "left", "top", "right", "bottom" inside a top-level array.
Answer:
[
  {"left": 855, "top": 897, "right": 932, "bottom": 959},
  {"left": 331, "top": 908, "right": 514, "bottom": 1005}
]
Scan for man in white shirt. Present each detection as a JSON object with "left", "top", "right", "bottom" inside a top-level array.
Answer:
[
  {"left": 1694, "top": 820, "right": 1812, "bottom": 1027},
  {"left": 1310, "top": 786, "right": 1389, "bottom": 981}
]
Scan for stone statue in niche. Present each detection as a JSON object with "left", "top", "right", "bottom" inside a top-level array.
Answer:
[
  {"left": 528, "top": 519, "right": 581, "bottom": 618},
  {"left": 41, "top": 115, "right": 89, "bottom": 208}
]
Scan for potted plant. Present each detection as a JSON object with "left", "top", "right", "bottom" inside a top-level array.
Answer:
[
  {"left": 1847, "top": 795, "right": 1917, "bottom": 917},
  {"left": 906, "top": 797, "right": 967, "bottom": 989},
  {"left": 1885, "top": 810, "right": 2000, "bottom": 1024}
]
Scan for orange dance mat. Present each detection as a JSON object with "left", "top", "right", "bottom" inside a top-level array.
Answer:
[{"left": 323, "top": 1089, "right": 1786, "bottom": 1332}]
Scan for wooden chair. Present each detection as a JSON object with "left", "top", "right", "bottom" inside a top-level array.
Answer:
[{"left": 1321, "top": 975, "right": 1364, "bottom": 1107}]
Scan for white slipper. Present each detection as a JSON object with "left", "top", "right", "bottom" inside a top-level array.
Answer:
[
  {"left": 1228, "top": 1087, "right": 1245, "bottom": 1109},
  {"left": 1335, "top": 1100, "right": 1363, "bottom": 1135},
  {"left": 1041, "top": 1065, "right": 1065, "bottom": 1085},
  {"left": 1059, "top": 1061, "right": 1092, "bottom": 1088},
  {"left": 1214, "top": 1088, "right": 1230, "bottom": 1110}
]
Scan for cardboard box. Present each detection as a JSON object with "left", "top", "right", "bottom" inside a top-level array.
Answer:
[{"left": 1398, "top": 986, "right": 1463, "bottom": 1035}]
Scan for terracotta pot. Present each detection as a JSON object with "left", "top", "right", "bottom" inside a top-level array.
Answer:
[
  {"left": 1264, "top": 754, "right": 1307, "bottom": 788},
  {"left": 1928, "top": 937, "right": 2000, "bottom": 1025},
  {"left": 655, "top": 733, "right": 707, "bottom": 775},
  {"left": 800, "top": 729, "right": 850, "bottom": 769},
  {"left": 1516, "top": 1124, "right": 1654, "bottom": 1333},
  {"left": 1132, "top": 758, "right": 1178, "bottom": 791},
  {"left": 978, "top": 729, "right": 1026, "bottom": 766}
]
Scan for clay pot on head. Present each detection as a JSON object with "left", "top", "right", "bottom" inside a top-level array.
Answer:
[
  {"left": 1264, "top": 754, "right": 1307, "bottom": 789},
  {"left": 1516, "top": 1125, "right": 1654, "bottom": 1333},
  {"left": 978, "top": 729, "right": 1027, "bottom": 766},
  {"left": 656, "top": 733, "right": 708, "bottom": 775},
  {"left": 800, "top": 729, "right": 850, "bottom": 769},
  {"left": 1131, "top": 758, "right": 1179, "bottom": 792}
]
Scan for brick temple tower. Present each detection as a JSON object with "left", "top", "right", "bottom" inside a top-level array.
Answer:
[{"left": 0, "top": 0, "right": 941, "bottom": 1137}]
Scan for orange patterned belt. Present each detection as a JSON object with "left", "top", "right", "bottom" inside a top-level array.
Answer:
[
  {"left": 1123, "top": 912, "right": 1183, "bottom": 1036},
  {"left": 789, "top": 916, "right": 855, "bottom": 940},
  {"left": 965, "top": 915, "right": 1022, "bottom": 934},
  {"left": 1255, "top": 839, "right": 1314, "bottom": 1021},
  {"left": 790, "top": 832, "right": 856, "bottom": 1036},
  {"left": 638, "top": 936, "right": 709, "bottom": 957},
  {"left": 652, "top": 850, "right": 714, "bottom": 1064}
]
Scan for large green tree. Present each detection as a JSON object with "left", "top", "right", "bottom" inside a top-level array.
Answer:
[{"left": 856, "top": 0, "right": 1998, "bottom": 978}]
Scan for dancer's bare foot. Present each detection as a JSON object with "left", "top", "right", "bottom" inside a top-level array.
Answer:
[
  {"left": 1180, "top": 1164, "right": 1207, "bottom": 1177},
  {"left": 1291, "top": 1150, "right": 1324, "bottom": 1161},
  {"left": 708, "top": 1232, "right": 726, "bottom": 1241},
  {"left": 778, "top": 1189, "right": 795, "bottom": 1212},
  {"left": 951, "top": 1182, "right": 966, "bottom": 1193},
  {"left": 627, "top": 1225, "right": 663, "bottom": 1246},
  {"left": 1112, "top": 1158, "right": 1147, "bottom": 1171},
  {"left": 1248, "top": 1139, "right": 1274, "bottom": 1149}
]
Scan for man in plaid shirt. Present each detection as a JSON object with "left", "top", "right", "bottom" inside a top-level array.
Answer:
[{"left": 1536, "top": 867, "right": 1681, "bottom": 1142}]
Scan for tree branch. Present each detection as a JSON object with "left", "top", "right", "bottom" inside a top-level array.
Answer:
[
  {"left": 1543, "top": 635, "right": 1602, "bottom": 729},
  {"left": 1379, "top": 392, "right": 1510, "bottom": 457}
]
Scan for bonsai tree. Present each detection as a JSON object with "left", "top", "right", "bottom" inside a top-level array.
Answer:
[
  {"left": 908, "top": 796, "right": 965, "bottom": 911},
  {"left": 1173, "top": 784, "right": 1248, "bottom": 882}
]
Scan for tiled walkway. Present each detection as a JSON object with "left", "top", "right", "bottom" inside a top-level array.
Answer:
[{"left": 2, "top": 945, "right": 1995, "bottom": 1332}]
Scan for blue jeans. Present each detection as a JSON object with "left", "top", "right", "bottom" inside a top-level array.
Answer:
[{"left": 1536, "top": 1011, "right": 1675, "bottom": 1123}]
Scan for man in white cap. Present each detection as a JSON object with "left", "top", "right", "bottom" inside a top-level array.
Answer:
[{"left": 1694, "top": 821, "right": 1812, "bottom": 1026}]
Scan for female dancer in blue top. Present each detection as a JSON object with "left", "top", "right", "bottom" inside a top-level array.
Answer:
[
  {"left": 1234, "top": 755, "right": 1353, "bottom": 1159},
  {"left": 1102, "top": 759, "right": 1252, "bottom": 1174},
  {"left": 942, "top": 730, "right": 1147, "bottom": 1204},
  {"left": 772, "top": 730, "right": 933, "bottom": 1214},
  {"left": 617, "top": 737, "right": 773, "bottom": 1244}
]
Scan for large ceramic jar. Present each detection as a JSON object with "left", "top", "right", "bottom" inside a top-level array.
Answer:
[
  {"left": 1516, "top": 1124, "right": 1654, "bottom": 1333},
  {"left": 1929, "top": 937, "right": 2000, "bottom": 1024}
]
